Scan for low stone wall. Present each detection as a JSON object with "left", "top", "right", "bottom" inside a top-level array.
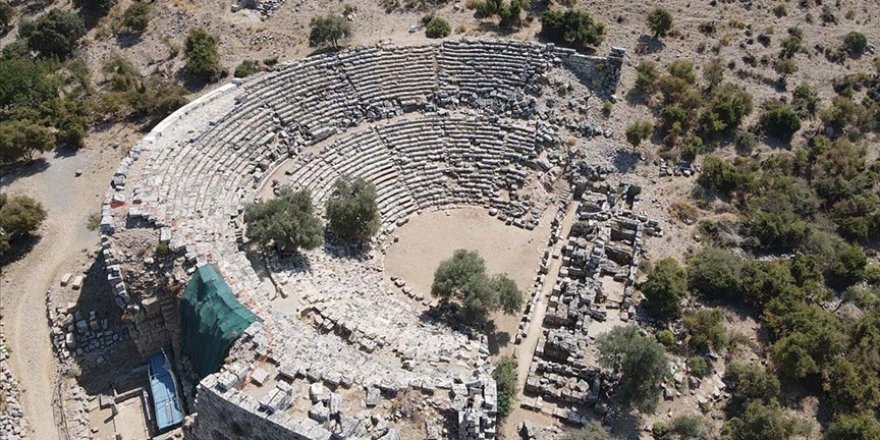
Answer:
[
  {"left": 0, "top": 329, "right": 28, "bottom": 440},
  {"left": 556, "top": 47, "right": 626, "bottom": 97}
]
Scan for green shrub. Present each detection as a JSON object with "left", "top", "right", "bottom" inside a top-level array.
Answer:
[
  {"left": 233, "top": 60, "right": 261, "bottom": 78},
  {"left": 18, "top": 9, "right": 86, "bottom": 59},
  {"left": 826, "top": 412, "right": 880, "bottom": 440},
  {"left": 184, "top": 28, "right": 223, "bottom": 82},
  {"left": 657, "top": 329, "right": 676, "bottom": 347},
  {"left": 760, "top": 101, "right": 802, "bottom": 142},
  {"left": 792, "top": 83, "right": 819, "bottom": 116},
  {"left": 308, "top": 15, "right": 351, "bottom": 49},
  {"left": 683, "top": 308, "right": 728, "bottom": 352},
  {"left": 641, "top": 257, "right": 687, "bottom": 320},
  {"left": 625, "top": 120, "right": 653, "bottom": 147},
  {"left": 73, "top": 0, "right": 115, "bottom": 16},
  {"left": 842, "top": 31, "right": 868, "bottom": 56},
  {"left": 540, "top": 10, "right": 605, "bottom": 48},
  {"left": 722, "top": 401, "right": 797, "bottom": 440},
  {"left": 647, "top": 8, "right": 673, "bottom": 38},
  {"left": 122, "top": 1, "right": 150, "bottom": 33},
  {"left": 670, "top": 415, "right": 706, "bottom": 439},
  {"left": 493, "top": 356, "right": 517, "bottom": 419},
  {"left": 724, "top": 362, "right": 780, "bottom": 407},
  {"left": 634, "top": 60, "right": 659, "bottom": 93},
  {"left": 0, "top": 119, "right": 55, "bottom": 164},
  {"left": 699, "top": 156, "right": 743, "bottom": 194},
  {"left": 703, "top": 58, "right": 726, "bottom": 92},
  {"left": 154, "top": 241, "right": 171, "bottom": 258},
  {"left": 687, "top": 247, "right": 746, "bottom": 301},
  {"left": 425, "top": 16, "right": 451, "bottom": 38},
  {"left": 780, "top": 27, "right": 804, "bottom": 58},
  {"left": 700, "top": 82, "right": 753, "bottom": 136},
  {"left": 687, "top": 356, "right": 710, "bottom": 378},
  {"left": 0, "top": 193, "right": 47, "bottom": 249},
  {"left": 734, "top": 131, "right": 757, "bottom": 153}
]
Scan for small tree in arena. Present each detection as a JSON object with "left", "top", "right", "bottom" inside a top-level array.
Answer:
[
  {"left": 325, "top": 176, "right": 379, "bottom": 246},
  {"left": 244, "top": 188, "right": 323, "bottom": 255},
  {"left": 431, "top": 249, "right": 524, "bottom": 324},
  {"left": 309, "top": 15, "right": 351, "bottom": 49}
]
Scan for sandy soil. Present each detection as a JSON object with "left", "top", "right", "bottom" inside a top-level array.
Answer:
[
  {"left": 0, "top": 140, "right": 126, "bottom": 439},
  {"left": 383, "top": 207, "right": 553, "bottom": 355}
]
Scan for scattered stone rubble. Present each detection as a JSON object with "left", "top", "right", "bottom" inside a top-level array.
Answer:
[
  {"left": 0, "top": 330, "right": 28, "bottom": 440},
  {"left": 96, "top": 39, "right": 625, "bottom": 439}
]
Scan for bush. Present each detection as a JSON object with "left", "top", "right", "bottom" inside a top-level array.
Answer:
[
  {"left": 657, "top": 329, "right": 676, "bottom": 347},
  {"left": 233, "top": 60, "right": 261, "bottom": 78},
  {"left": 780, "top": 27, "right": 804, "bottom": 58},
  {"left": 683, "top": 308, "right": 728, "bottom": 353},
  {"left": 184, "top": 28, "right": 223, "bottom": 82},
  {"left": 724, "top": 362, "right": 781, "bottom": 407},
  {"left": 634, "top": 60, "right": 660, "bottom": 94},
  {"left": 700, "top": 82, "right": 753, "bottom": 136},
  {"left": 670, "top": 415, "right": 706, "bottom": 439},
  {"left": 122, "top": 1, "right": 150, "bottom": 33},
  {"left": 647, "top": 8, "right": 673, "bottom": 38},
  {"left": 308, "top": 15, "right": 351, "bottom": 49},
  {"left": 73, "top": 0, "right": 115, "bottom": 16},
  {"left": 687, "top": 247, "right": 746, "bottom": 301},
  {"left": 565, "top": 422, "right": 617, "bottom": 440},
  {"left": 735, "top": 131, "right": 757, "bottom": 153},
  {"left": 699, "top": 156, "right": 743, "bottom": 194},
  {"left": 792, "top": 83, "right": 819, "bottom": 116},
  {"left": 540, "top": 10, "right": 605, "bottom": 49},
  {"left": 760, "top": 102, "right": 802, "bottom": 142},
  {"left": 18, "top": 9, "right": 86, "bottom": 59},
  {"left": 0, "top": 193, "right": 47, "bottom": 254},
  {"left": 597, "top": 326, "right": 670, "bottom": 412},
  {"left": 703, "top": 58, "right": 726, "bottom": 92},
  {"left": 625, "top": 120, "right": 653, "bottom": 148},
  {"left": 641, "top": 257, "right": 687, "bottom": 320},
  {"left": 687, "top": 356, "right": 710, "bottom": 378},
  {"left": 842, "top": 31, "right": 867, "bottom": 56},
  {"left": 431, "top": 249, "right": 523, "bottom": 323},
  {"left": 0, "top": 119, "right": 55, "bottom": 164},
  {"left": 826, "top": 412, "right": 880, "bottom": 440},
  {"left": 425, "top": 16, "right": 451, "bottom": 38},
  {"left": 722, "top": 402, "right": 797, "bottom": 440},
  {"left": 325, "top": 176, "right": 379, "bottom": 245},
  {"left": 243, "top": 188, "right": 323, "bottom": 254},
  {"left": 493, "top": 356, "right": 517, "bottom": 419},
  {"left": 822, "top": 357, "right": 880, "bottom": 415}
]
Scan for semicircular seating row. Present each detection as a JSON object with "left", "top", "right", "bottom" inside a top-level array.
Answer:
[
  {"left": 136, "top": 40, "right": 560, "bottom": 245},
  {"left": 284, "top": 115, "right": 545, "bottom": 228}
]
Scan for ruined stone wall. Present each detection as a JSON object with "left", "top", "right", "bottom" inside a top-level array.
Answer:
[
  {"left": 190, "top": 374, "right": 333, "bottom": 440},
  {"left": 556, "top": 47, "right": 626, "bottom": 97}
]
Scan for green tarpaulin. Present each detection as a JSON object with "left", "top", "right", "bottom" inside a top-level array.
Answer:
[{"left": 180, "top": 264, "right": 258, "bottom": 379}]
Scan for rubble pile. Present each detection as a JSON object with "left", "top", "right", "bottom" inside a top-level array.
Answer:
[{"left": 0, "top": 330, "right": 27, "bottom": 440}]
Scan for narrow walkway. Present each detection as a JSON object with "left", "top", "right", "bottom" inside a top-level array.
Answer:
[{"left": 505, "top": 201, "right": 580, "bottom": 435}]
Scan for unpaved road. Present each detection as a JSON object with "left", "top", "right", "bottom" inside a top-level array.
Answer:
[{"left": 0, "top": 144, "right": 122, "bottom": 440}]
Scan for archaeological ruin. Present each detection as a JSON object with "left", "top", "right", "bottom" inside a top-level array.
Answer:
[{"left": 84, "top": 39, "right": 669, "bottom": 440}]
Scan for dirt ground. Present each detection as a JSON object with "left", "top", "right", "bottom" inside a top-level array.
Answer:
[{"left": 383, "top": 207, "right": 554, "bottom": 355}]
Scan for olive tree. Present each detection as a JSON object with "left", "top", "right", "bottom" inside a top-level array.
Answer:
[
  {"left": 597, "top": 326, "right": 670, "bottom": 412},
  {"left": 243, "top": 188, "right": 323, "bottom": 254},
  {"left": 309, "top": 15, "right": 351, "bottom": 49},
  {"left": 431, "top": 249, "right": 523, "bottom": 323},
  {"left": 325, "top": 176, "right": 379, "bottom": 246}
]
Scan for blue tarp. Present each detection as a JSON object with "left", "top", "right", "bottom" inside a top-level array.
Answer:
[{"left": 148, "top": 352, "right": 184, "bottom": 431}]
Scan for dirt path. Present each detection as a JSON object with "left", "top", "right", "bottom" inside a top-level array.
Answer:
[
  {"left": 0, "top": 146, "right": 121, "bottom": 440},
  {"left": 503, "top": 201, "right": 579, "bottom": 438}
]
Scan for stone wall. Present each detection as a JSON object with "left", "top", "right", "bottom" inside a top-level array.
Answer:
[
  {"left": 190, "top": 374, "right": 333, "bottom": 440},
  {"left": 0, "top": 328, "right": 28, "bottom": 440},
  {"left": 556, "top": 47, "right": 626, "bottom": 97}
]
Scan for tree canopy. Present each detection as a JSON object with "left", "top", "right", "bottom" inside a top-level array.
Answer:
[
  {"left": 721, "top": 401, "right": 798, "bottom": 440},
  {"left": 431, "top": 249, "right": 523, "bottom": 324},
  {"left": 325, "top": 176, "right": 379, "bottom": 246},
  {"left": 0, "top": 193, "right": 47, "bottom": 255},
  {"left": 597, "top": 326, "right": 670, "bottom": 412},
  {"left": 18, "top": 9, "right": 85, "bottom": 59},
  {"left": 493, "top": 355, "right": 517, "bottom": 419},
  {"left": 641, "top": 257, "right": 687, "bottom": 320},
  {"left": 309, "top": 15, "right": 351, "bottom": 49},
  {"left": 243, "top": 188, "right": 323, "bottom": 254},
  {"left": 184, "top": 28, "right": 223, "bottom": 82},
  {"left": 647, "top": 8, "right": 673, "bottom": 38},
  {"left": 540, "top": 10, "right": 605, "bottom": 49}
]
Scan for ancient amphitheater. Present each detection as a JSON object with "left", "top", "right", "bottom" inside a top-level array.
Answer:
[{"left": 95, "top": 39, "right": 656, "bottom": 440}]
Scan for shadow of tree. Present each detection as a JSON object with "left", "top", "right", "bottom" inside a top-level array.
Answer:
[{"left": 0, "top": 157, "right": 50, "bottom": 186}]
